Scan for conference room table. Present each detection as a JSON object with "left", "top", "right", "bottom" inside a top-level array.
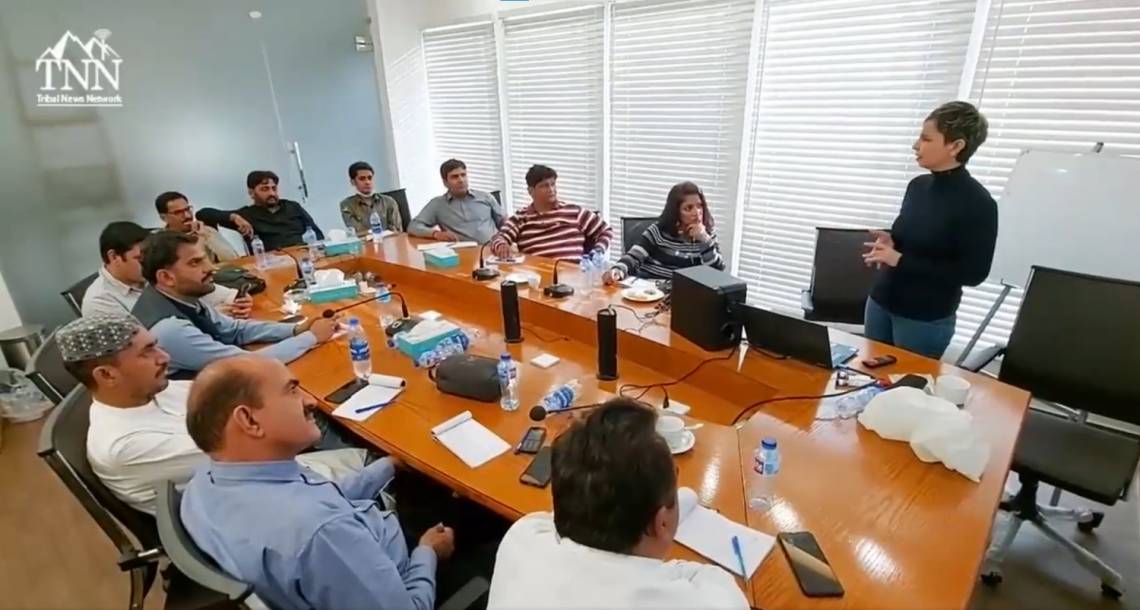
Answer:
[{"left": 243, "top": 235, "right": 1030, "bottom": 610}]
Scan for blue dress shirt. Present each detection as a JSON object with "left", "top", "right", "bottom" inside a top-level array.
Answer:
[{"left": 181, "top": 458, "right": 437, "bottom": 610}]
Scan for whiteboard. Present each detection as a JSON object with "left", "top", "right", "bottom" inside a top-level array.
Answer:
[{"left": 990, "top": 150, "right": 1140, "bottom": 286}]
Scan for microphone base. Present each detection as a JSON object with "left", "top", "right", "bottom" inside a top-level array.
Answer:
[
  {"left": 384, "top": 317, "right": 422, "bottom": 337},
  {"left": 543, "top": 283, "right": 575, "bottom": 299},
  {"left": 472, "top": 267, "right": 500, "bottom": 281},
  {"left": 596, "top": 372, "right": 618, "bottom": 381}
]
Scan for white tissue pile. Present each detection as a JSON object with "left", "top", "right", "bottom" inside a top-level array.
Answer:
[{"left": 857, "top": 387, "right": 990, "bottom": 482}]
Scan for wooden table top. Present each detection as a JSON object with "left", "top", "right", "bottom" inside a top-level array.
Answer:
[{"left": 245, "top": 235, "right": 1029, "bottom": 610}]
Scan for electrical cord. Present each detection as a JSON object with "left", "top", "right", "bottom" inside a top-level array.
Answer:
[
  {"left": 619, "top": 341, "right": 741, "bottom": 404},
  {"left": 521, "top": 324, "right": 568, "bottom": 343},
  {"left": 730, "top": 380, "right": 881, "bottom": 425}
]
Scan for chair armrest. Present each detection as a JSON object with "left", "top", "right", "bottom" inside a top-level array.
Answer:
[
  {"left": 117, "top": 546, "right": 163, "bottom": 571},
  {"left": 801, "top": 289, "right": 814, "bottom": 313},
  {"left": 961, "top": 344, "right": 1006, "bottom": 373},
  {"left": 438, "top": 576, "right": 490, "bottom": 610}
]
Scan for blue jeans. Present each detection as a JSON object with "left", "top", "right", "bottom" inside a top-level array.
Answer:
[{"left": 864, "top": 297, "right": 955, "bottom": 359}]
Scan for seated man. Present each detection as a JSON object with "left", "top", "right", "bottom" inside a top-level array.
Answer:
[
  {"left": 182, "top": 355, "right": 455, "bottom": 610},
  {"left": 131, "top": 231, "right": 337, "bottom": 378},
  {"left": 340, "top": 161, "right": 403, "bottom": 235},
  {"left": 81, "top": 221, "right": 151, "bottom": 317},
  {"left": 57, "top": 313, "right": 365, "bottom": 515},
  {"left": 489, "top": 164, "right": 612, "bottom": 261},
  {"left": 156, "top": 191, "right": 240, "bottom": 263},
  {"left": 488, "top": 398, "right": 749, "bottom": 609},
  {"left": 196, "top": 170, "right": 323, "bottom": 251},
  {"left": 409, "top": 158, "right": 504, "bottom": 244}
]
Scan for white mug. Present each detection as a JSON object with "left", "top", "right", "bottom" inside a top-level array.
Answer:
[
  {"left": 936, "top": 375, "right": 971, "bottom": 406},
  {"left": 655, "top": 415, "right": 686, "bottom": 450}
]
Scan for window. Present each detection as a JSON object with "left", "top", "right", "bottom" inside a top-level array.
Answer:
[
  {"left": 422, "top": 23, "right": 504, "bottom": 193},
  {"left": 503, "top": 7, "right": 605, "bottom": 213},
  {"left": 609, "top": 0, "right": 756, "bottom": 256},
  {"left": 736, "top": 0, "right": 976, "bottom": 315}
]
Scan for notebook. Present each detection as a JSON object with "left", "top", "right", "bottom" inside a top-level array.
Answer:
[
  {"left": 431, "top": 411, "right": 510, "bottom": 468},
  {"left": 331, "top": 384, "right": 403, "bottom": 422},
  {"left": 675, "top": 487, "right": 776, "bottom": 578}
]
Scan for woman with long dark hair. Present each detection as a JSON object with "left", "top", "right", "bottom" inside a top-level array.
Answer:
[{"left": 603, "top": 181, "right": 725, "bottom": 284}]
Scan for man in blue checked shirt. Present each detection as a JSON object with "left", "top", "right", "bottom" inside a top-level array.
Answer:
[{"left": 180, "top": 355, "right": 455, "bottom": 610}]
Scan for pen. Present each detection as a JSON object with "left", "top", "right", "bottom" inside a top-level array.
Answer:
[
  {"left": 354, "top": 401, "right": 390, "bottom": 414},
  {"left": 732, "top": 535, "right": 747, "bottom": 578}
]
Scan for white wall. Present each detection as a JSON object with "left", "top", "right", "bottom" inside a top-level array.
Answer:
[{"left": 0, "top": 271, "right": 21, "bottom": 331}]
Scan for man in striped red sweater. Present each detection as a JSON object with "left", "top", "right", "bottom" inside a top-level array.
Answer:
[{"left": 490, "top": 165, "right": 613, "bottom": 261}]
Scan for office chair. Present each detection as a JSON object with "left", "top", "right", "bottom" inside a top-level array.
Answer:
[
  {"left": 61, "top": 272, "right": 99, "bottom": 316},
  {"left": 801, "top": 227, "right": 880, "bottom": 325},
  {"left": 37, "top": 387, "right": 163, "bottom": 610},
  {"left": 620, "top": 216, "right": 658, "bottom": 254},
  {"left": 490, "top": 190, "right": 502, "bottom": 205},
  {"left": 965, "top": 266, "right": 1140, "bottom": 598},
  {"left": 27, "top": 331, "right": 77, "bottom": 405},
  {"left": 382, "top": 188, "right": 412, "bottom": 232}
]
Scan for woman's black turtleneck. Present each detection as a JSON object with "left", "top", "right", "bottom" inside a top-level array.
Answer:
[{"left": 870, "top": 165, "right": 998, "bottom": 321}]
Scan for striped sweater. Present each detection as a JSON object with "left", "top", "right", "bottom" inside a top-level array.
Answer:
[
  {"left": 613, "top": 223, "right": 725, "bottom": 280},
  {"left": 490, "top": 202, "right": 613, "bottom": 260}
]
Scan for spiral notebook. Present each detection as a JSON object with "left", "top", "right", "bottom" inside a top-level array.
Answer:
[
  {"left": 675, "top": 487, "right": 775, "bottom": 578},
  {"left": 430, "top": 411, "right": 510, "bottom": 468}
]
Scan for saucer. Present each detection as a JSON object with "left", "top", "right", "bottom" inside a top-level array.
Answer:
[{"left": 669, "top": 430, "right": 696, "bottom": 455}]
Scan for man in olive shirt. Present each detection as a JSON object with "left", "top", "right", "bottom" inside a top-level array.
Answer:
[
  {"left": 196, "top": 171, "right": 323, "bottom": 251},
  {"left": 408, "top": 159, "right": 504, "bottom": 244},
  {"left": 339, "top": 161, "right": 402, "bottom": 236}
]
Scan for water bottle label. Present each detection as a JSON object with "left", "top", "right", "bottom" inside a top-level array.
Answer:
[{"left": 349, "top": 339, "right": 370, "bottom": 361}]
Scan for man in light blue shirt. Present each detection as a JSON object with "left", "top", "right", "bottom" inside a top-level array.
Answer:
[
  {"left": 132, "top": 231, "right": 339, "bottom": 379},
  {"left": 181, "top": 355, "right": 455, "bottom": 610},
  {"left": 408, "top": 159, "right": 504, "bottom": 244}
]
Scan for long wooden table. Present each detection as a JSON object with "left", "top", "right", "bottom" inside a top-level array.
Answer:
[{"left": 245, "top": 235, "right": 1029, "bottom": 610}]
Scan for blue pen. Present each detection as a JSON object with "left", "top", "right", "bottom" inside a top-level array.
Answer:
[
  {"left": 354, "top": 401, "right": 390, "bottom": 414},
  {"left": 731, "top": 535, "right": 747, "bottom": 578}
]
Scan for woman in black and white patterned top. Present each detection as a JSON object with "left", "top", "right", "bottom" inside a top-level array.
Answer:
[{"left": 603, "top": 181, "right": 725, "bottom": 284}]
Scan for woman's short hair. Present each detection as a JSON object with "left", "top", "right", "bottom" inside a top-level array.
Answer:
[
  {"left": 658, "top": 181, "right": 714, "bottom": 235},
  {"left": 927, "top": 101, "right": 989, "bottom": 164}
]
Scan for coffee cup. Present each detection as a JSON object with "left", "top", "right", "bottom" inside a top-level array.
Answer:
[
  {"left": 935, "top": 375, "right": 971, "bottom": 406},
  {"left": 655, "top": 415, "right": 686, "bottom": 450}
]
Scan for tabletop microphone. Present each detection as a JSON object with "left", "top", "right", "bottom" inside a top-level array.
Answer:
[
  {"left": 472, "top": 242, "right": 500, "bottom": 281},
  {"left": 543, "top": 258, "right": 575, "bottom": 298},
  {"left": 276, "top": 248, "right": 307, "bottom": 291},
  {"left": 501, "top": 280, "right": 523, "bottom": 343},
  {"left": 597, "top": 307, "right": 618, "bottom": 381},
  {"left": 528, "top": 402, "right": 604, "bottom": 422}
]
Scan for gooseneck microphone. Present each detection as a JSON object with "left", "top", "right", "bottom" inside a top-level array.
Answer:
[
  {"left": 276, "top": 248, "right": 307, "bottom": 291},
  {"left": 543, "top": 258, "right": 575, "bottom": 298},
  {"left": 472, "top": 242, "right": 500, "bottom": 281},
  {"left": 597, "top": 307, "right": 618, "bottom": 381},
  {"left": 529, "top": 402, "right": 604, "bottom": 422},
  {"left": 501, "top": 280, "right": 523, "bottom": 343},
  {"left": 322, "top": 289, "right": 408, "bottom": 319}
]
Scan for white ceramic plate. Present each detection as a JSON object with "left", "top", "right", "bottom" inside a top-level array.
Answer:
[{"left": 622, "top": 287, "right": 665, "bottom": 303}]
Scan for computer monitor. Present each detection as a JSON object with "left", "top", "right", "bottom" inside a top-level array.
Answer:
[
  {"left": 1001, "top": 266, "right": 1140, "bottom": 424},
  {"left": 742, "top": 304, "right": 851, "bottom": 369}
]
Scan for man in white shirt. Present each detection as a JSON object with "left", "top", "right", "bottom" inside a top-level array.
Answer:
[
  {"left": 488, "top": 398, "right": 749, "bottom": 610},
  {"left": 57, "top": 313, "right": 366, "bottom": 515}
]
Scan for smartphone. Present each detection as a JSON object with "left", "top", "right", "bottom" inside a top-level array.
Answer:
[
  {"left": 519, "top": 446, "right": 552, "bottom": 488},
  {"left": 861, "top": 354, "right": 897, "bottom": 369},
  {"left": 280, "top": 314, "right": 305, "bottom": 324},
  {"left": 778, "top": 532, "right": 844, "bottom": 598},
  {"left": 235, "top": 283, "right": 251, "bottom": 299},
  {"left": 891, "top": 374, "right": 929, "bottom": 391},
  {"left": 324, "top": 378, "right": 368, "bottom": 404},
  {"left": 516, "top": 426, "right": 546, "bottom": 454}
]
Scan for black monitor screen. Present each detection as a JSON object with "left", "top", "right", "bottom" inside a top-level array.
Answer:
[
  {"left": 742, "top": 304, "right": 832, "bottom": 369},
  {"left": 1001, "top": 267, "right": 1140, "bottom": 424}
]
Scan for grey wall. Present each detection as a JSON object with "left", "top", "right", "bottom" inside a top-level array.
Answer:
[{"left": 0, "top": 0, "right": 395, "bottom": 328}]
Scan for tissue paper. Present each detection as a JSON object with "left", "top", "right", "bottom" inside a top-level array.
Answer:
[{"left": 314, "top": 269, "right": 345, "bottom": 287}]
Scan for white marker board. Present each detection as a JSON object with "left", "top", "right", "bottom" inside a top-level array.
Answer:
[{"left": 990, "top": 150, "right": 1140, "bottom": 287}]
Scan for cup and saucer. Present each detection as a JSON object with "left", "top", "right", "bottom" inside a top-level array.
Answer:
[{"left": 656, "top": 415, "right": 696, "bottom": 454}]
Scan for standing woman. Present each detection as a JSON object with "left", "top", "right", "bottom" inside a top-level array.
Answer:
[
  {"left": 603, "top": 181, "right": 725, "bottom": 284},
  {"left": 863, "top": 101, "right": 998, "bottom": 359}
]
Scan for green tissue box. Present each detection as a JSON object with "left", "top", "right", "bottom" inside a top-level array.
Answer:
[{"left": 307, "top": 281, "right": 359, "bottom": 304}]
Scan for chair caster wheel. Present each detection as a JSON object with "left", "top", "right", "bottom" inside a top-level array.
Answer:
[
  {"left": 1101, "top": 584, "right": 1122, "bottom": 599},
  {"left": 981, "top": 572, "right": 1003, "bottom": 587},
  {"left": 1077, "top": 512, "right": 1105, "bottom": 533}
]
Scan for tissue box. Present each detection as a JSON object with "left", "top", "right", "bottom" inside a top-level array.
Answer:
[
  {"left": 395, "top": 321, "right": 464, "bottom": 361},
  {"left": 324, "top": 238, "right": 363, "bottom": 257},
  {"left": 423, "top": 247, "right": 459, "bottom": 268},
  {"left": 306, "top": 281, "right": 359, "bottom": 304}
]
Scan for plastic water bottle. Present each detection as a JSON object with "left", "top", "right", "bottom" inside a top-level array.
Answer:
[
  {"left": 299, "top": 254, "right": 317, "bottom": 287},
  {"left": 497, "top": 353, "right": 520, "bottom": 412},
  {"left": 251, "top": 235, "right": 268, "bottom": 269},
  {"left": 541, "top": 379, "right": 581, "bottom": 413},
  {"left": 302, "top": 226, "right": 319, "bottom": 260},
  {"left": 749, "top": 437, "right": 780, "bottom": 510},
  {"left": 369, "top": 210, "right": 385, "bottom": 241},
  {"left": 346, "top": 318, "right": 372, "bottom": 379},
  {"left": 377, "top": 281, "right": 392, "bottom": 304}
]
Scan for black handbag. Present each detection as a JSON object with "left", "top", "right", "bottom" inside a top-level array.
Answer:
[
  {"left": 213, "top": 267, "right": 266, "bottom": 295},
  {"left": 429, "top": 354, "right": 502, "bottom": 402}
]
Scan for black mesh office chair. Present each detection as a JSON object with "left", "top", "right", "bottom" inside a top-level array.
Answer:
[
  {"left": 620, "top": 216, "right": 658, "bottom": 254},
  {"left": 37, "top": 387, "right": 163, "bottom": 610},
  {"left": 27, "top": 331, "right": 77, "bottom": 405},
  {"left": 382, "top": 188, "right": 412, "bottom": 232},
  {"left": 490, "top": 190, "right": 502, "bottom": 205},
  {"left": 61, "top": 272, "right": 99, "bottom": 316},
  {"left": 965, "top": 266, "right": 1140, "bottom": 598},
  {"left": 801, "top": 227, "right": 881, "bottom": 325}
]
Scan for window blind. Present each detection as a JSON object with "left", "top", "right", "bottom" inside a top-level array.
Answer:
[
  {"left": 736, "top": 0, "right": 976, "bottom": 316},
  {"left": 422, "top": 23, "right": 504, "bottom": 193},
  {"left": 503, "top": 7, "right": 605, "bottom": 212},
  {"left": 609, "top": 0, "right": 755, "bottom": 257}
]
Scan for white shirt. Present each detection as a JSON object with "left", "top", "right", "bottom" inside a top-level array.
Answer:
[
  {"left": 488, "top": 513, "right": 749, "bottom": 610},
  {"left": 81, "top": 266, "right": 235, "bottom": 318}
]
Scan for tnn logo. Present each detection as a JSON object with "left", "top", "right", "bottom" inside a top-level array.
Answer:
[{"left": 35, "top": 29, "right": 121, "bottom": 92}]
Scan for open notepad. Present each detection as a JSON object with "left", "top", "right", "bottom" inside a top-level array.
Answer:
[
  {"left": 331, "top": 384, "right": 403, "bottom": 422},
  {"left": 675, "top": 487, "right": 776, "bottom": 578},
  {"left": 431, "top": 411, "right": 510, "bottom": 468}
]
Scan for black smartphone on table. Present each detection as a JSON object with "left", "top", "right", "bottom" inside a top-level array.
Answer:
[
  {"left": 515, "top": 426, "right": 546, "bottom": 454},
  {"left": 519, "top": 446, "right": 552, "bottom": 488},
  {"left": 778, "top": 531, "right": 844, "bottom": 598},
  {"left": 324, "top": 378, "right": 368, "bottom": 404}
]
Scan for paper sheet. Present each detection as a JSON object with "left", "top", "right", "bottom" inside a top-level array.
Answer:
[
  {"left": 431, "top": 411, "right": 510, "bottom": 468},
  {"left": 487, "top": 254, "right": 525, "bottom": 265},
  {"left": 331, "top": 384, "right": 403, "bottom": 422},
  {"left": 674, "top": 487, "right": 775, "bottom": 578},
  {"left": 417, "top": 241, "right": 478, "bottom": 251}
]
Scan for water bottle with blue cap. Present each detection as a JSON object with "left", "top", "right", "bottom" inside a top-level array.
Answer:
[{"left": 369, "top": 210, "right": 384, "bottom": 241}]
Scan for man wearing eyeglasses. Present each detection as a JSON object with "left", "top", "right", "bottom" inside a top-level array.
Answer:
[{"left": 156, "top": 191, "right": 241, "bottom": 264}]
